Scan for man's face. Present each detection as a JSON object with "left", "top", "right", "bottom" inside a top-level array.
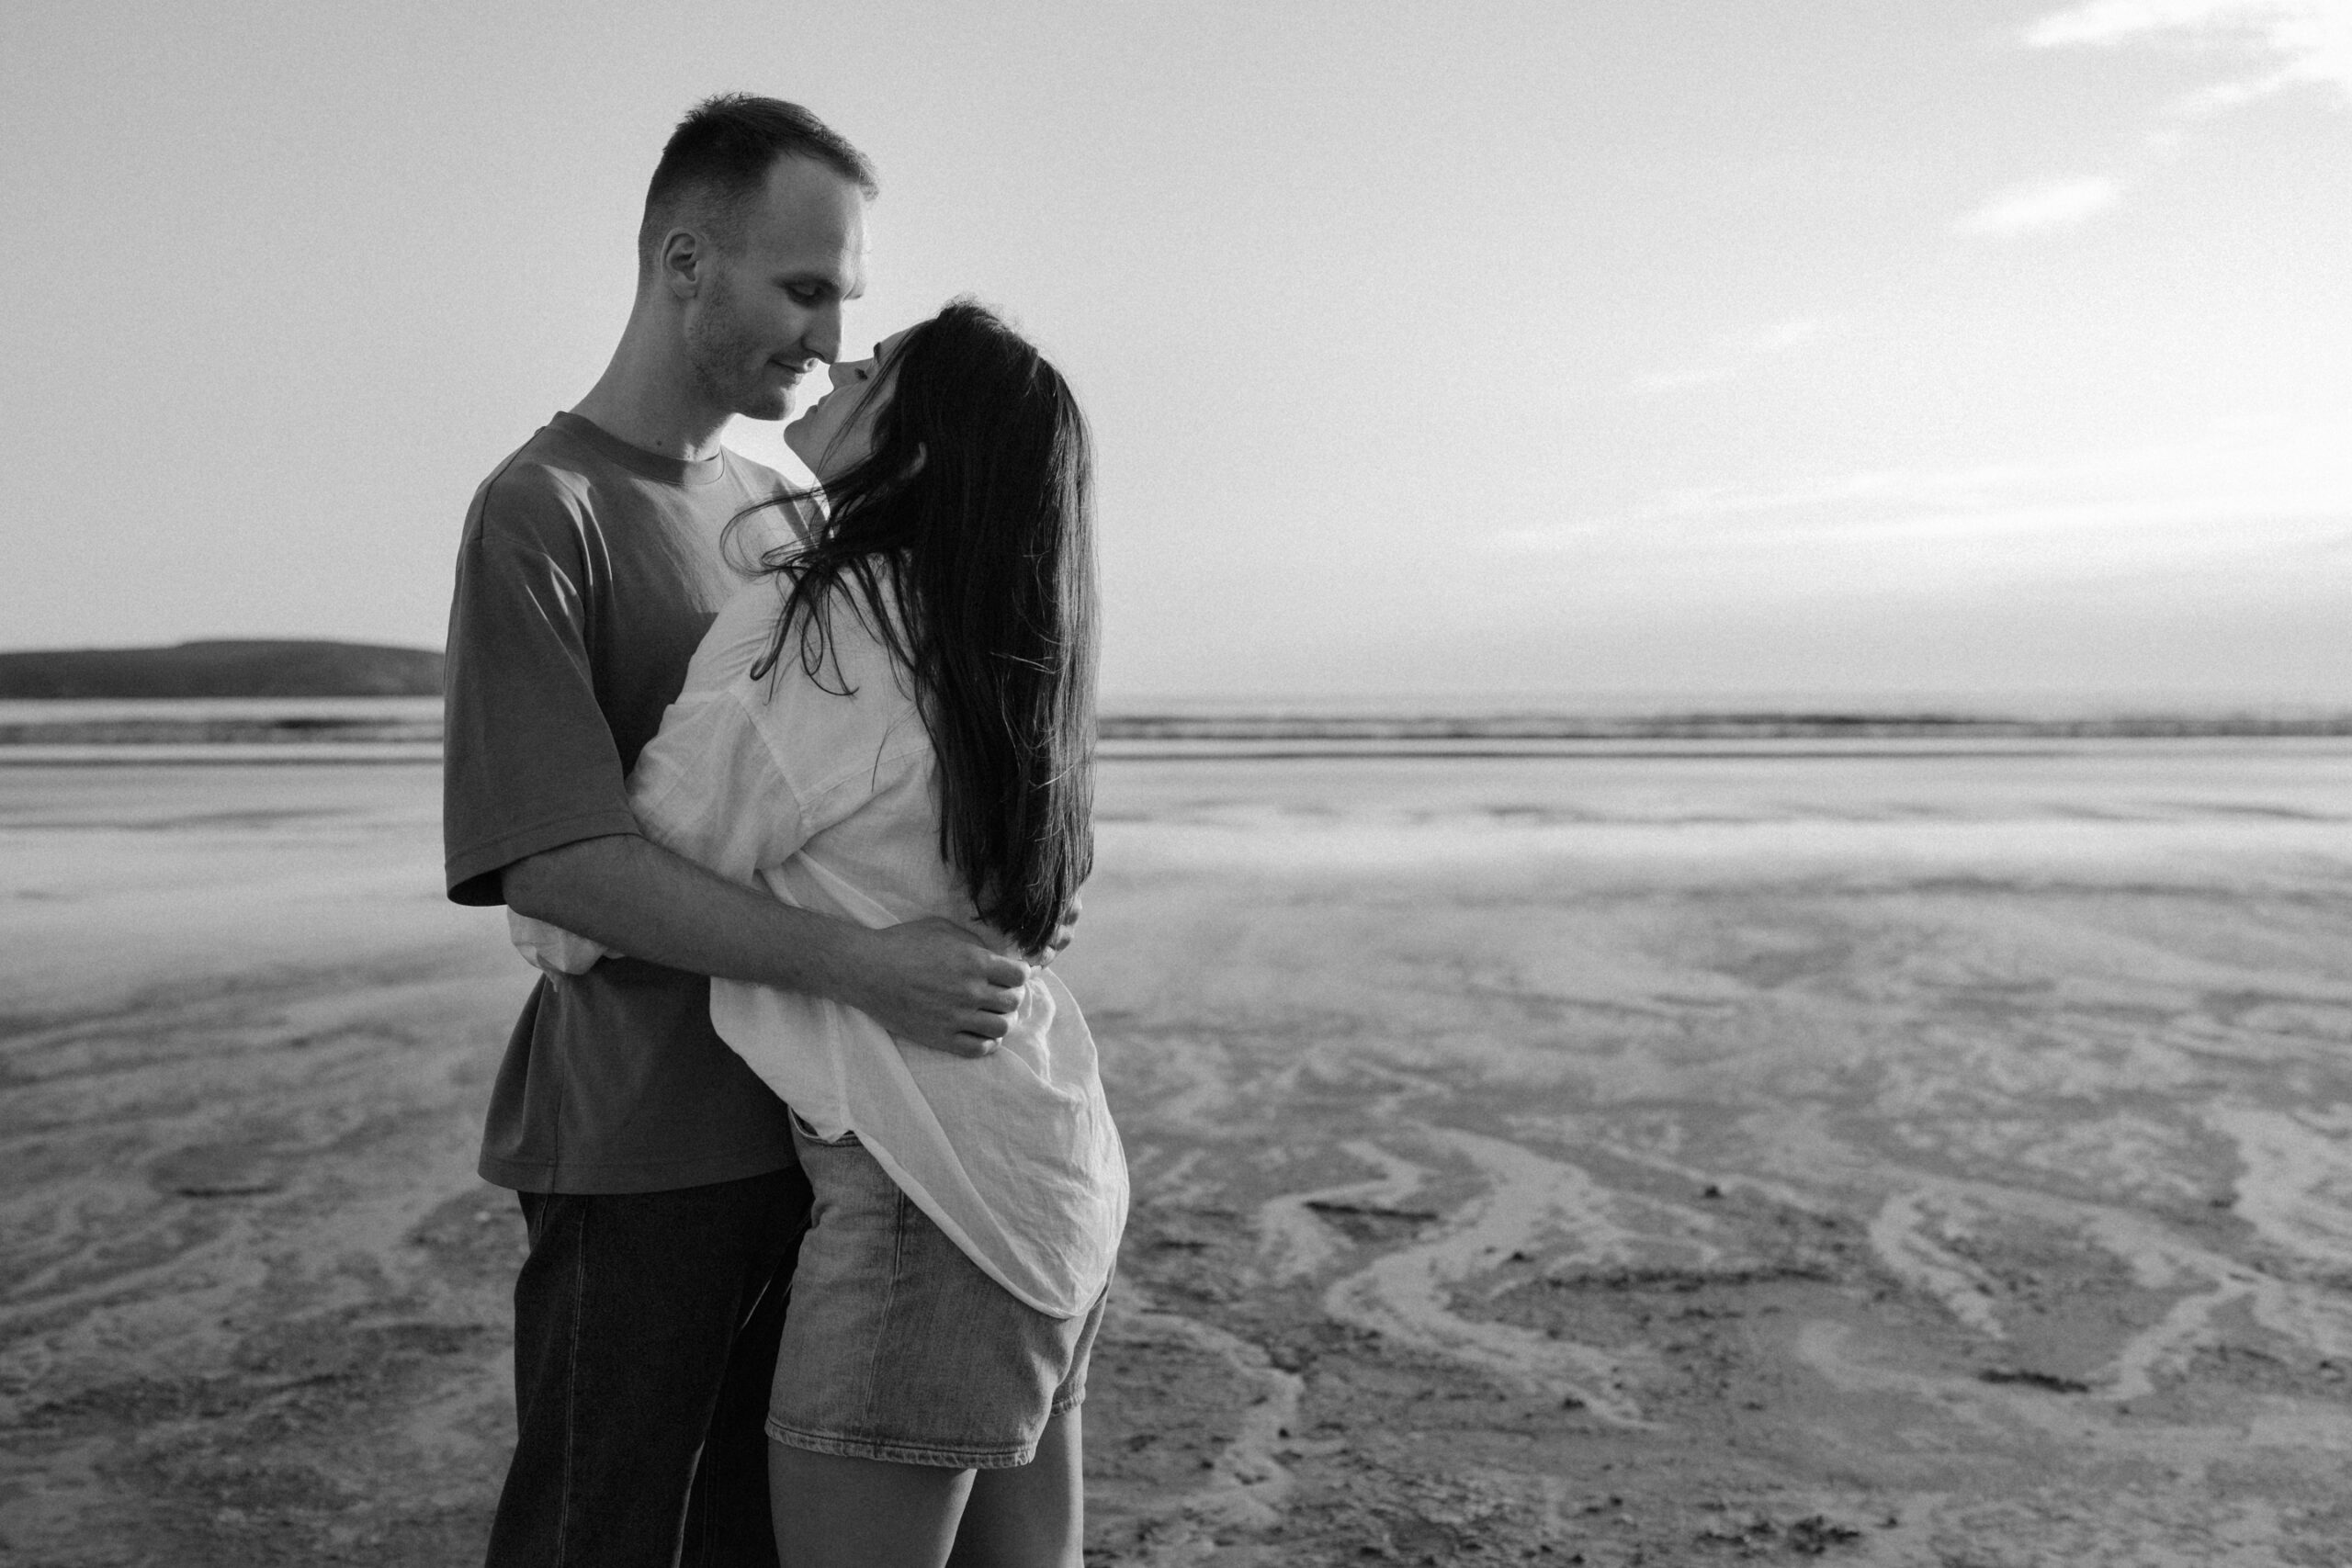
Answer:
[{"left": 680, "top": 157, "right": 868, "bottom": 421}]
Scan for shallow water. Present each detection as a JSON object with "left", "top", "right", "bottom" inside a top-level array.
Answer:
[
  {"left": 1072, "top": 741, "right": 2352, "bottom": 1561},
  {"left": 3, "top": 746, "right": 2350, "bottom": 1563}
]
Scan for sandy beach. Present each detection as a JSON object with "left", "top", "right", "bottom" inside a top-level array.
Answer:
[{"left": 4, "top": 743, "right": 2350, "bottom": 1566}]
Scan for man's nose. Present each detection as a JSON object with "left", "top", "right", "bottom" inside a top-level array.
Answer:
[{"left": 804, "top": 304, "right": 842, "bottom": 367}]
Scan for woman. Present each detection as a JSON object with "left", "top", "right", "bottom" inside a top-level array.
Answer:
[{"left": 514, "top": 299, "right": 1122, "bottom": 1568}]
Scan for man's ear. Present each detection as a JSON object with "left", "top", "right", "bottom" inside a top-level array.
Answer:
[{"left": 658, "top": 228, "right": 708, "bottom": 299}]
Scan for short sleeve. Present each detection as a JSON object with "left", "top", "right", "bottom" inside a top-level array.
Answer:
[
  {"left": 628, "top": 687, "right": 809, "bottom": 884},
  {"left": 441, "top": 462, "right": 638, "bottom": 905},
  {"left": 625, "top": 577, "right": 921, "bottom": 886}
]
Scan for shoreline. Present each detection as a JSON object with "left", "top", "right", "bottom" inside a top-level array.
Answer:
[
  {"left": 6, "top": 695, "right": 2351, "bottom": 763},
  {"left": 5, "top": 732, "right": 2352, "bottom": 770}
]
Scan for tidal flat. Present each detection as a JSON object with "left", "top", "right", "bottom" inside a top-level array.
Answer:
[{"left": 2, "top": 744, "right": 2349, "bottom": 1565}]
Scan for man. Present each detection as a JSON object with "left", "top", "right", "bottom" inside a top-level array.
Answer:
[{"left": 443, "top": 95, "right": 1033, "bottom": 1566}]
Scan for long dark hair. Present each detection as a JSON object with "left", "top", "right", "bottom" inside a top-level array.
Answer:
[{"left": 734, "top": 299, "right": 1096, "bottom": 954}]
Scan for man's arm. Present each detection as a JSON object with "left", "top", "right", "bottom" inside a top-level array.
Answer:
[{"left": 503, "top": 833, "right": 1026, "bottom": 1058}]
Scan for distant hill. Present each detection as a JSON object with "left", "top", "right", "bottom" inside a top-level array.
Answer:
[{"left": 0, "top": 640, "right": 444, "bottom": 699}]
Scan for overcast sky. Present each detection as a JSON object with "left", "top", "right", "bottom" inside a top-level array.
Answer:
[{"left": 5, "top": 0, "right": 2347, "bottom": 702}]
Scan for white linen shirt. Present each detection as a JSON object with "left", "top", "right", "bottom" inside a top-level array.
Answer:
[{"left": 510, "top": 578, "right": 1125, "bottom": 1319}]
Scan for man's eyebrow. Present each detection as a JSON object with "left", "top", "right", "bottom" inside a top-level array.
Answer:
[{"left": 772, "top": 270, "right": 848, "bottom": 295}]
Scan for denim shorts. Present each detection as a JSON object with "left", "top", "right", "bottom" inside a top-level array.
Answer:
[{"left": 766, "top": 1121, "right": 1108, "bottom": 1470}]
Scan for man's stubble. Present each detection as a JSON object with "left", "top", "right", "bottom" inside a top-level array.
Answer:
[{"left": 683, "top": 265, "right": 791, "bottom": 422}]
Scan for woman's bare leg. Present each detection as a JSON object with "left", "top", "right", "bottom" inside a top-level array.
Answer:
[
  {"left": 769, "top": 1443, "right": 975, "bottom": 1568},
  {"left": 945, "top": 1406, "right": 1083, "bottom": 1568}
]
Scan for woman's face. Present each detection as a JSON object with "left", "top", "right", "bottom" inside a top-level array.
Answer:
[{"left": 784, "top": 326, "right": 910, "bottom": 483}]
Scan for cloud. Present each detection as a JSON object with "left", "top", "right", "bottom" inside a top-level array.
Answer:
[
  {"left": 2024, "top": 0, "right": 2352, "bottom": 110},
  {"left": 1954, "top": 176, "right": 2125, "bottom": 235},
  {"left": 1632, "top": 318, "right": 1827, "bottom": 394},
  {"left": 1747, "top": 317, "right": 1825, "bottom": 353},
  {"left": 1488, "top": 413, "right": 2352, "bottom": 596},
  {"left": 1633, "top": 366, "right": 1737, "bottom": 394},
  {"left": 1646, "top": 464, "right": 2041, "bottom": 521}
]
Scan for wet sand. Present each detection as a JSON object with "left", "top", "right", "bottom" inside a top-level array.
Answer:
[{"left": 3, "top": 745, "right": 2350, "bottom": 1565}]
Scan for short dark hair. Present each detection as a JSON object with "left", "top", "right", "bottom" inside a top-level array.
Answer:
[{"left": 637, "top": 94, "right": 877, "bottom": 276}]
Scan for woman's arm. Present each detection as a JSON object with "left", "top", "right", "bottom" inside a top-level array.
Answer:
[{"left": 503, "top": 834, "right": 1026, "bottom": 1056}]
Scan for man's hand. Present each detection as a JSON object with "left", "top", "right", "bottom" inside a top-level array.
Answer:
[
  {"left": 503, "top": 836, "right": 1051, "bottom": 1060},
  {"left": 841, "top": 917, "right": 1029, "bottom": 1059},
  {"left": 504, "top": 837, "right": 1018, "bottom": 1058}
]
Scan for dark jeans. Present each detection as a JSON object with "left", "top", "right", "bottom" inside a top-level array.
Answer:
[{"left": 485, "top": 1166, "right": 813, "bottom": 1568}]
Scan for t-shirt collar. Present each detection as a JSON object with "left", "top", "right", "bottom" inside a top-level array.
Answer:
[{"left": 549, "top": 411, "right": 730, "bottom": 488}]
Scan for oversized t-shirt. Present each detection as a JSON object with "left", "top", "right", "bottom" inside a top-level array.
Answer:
[
  {"left": 509, "top": 581, "right": 1127, "bottom": 1316},
  {"left": 443, "top": 411, "right": 811, "bottom": 1193}
]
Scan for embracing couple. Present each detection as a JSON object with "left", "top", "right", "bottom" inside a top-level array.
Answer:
[{"left": 442, "top": 95, "right": 1123, "bottom": 1567}]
